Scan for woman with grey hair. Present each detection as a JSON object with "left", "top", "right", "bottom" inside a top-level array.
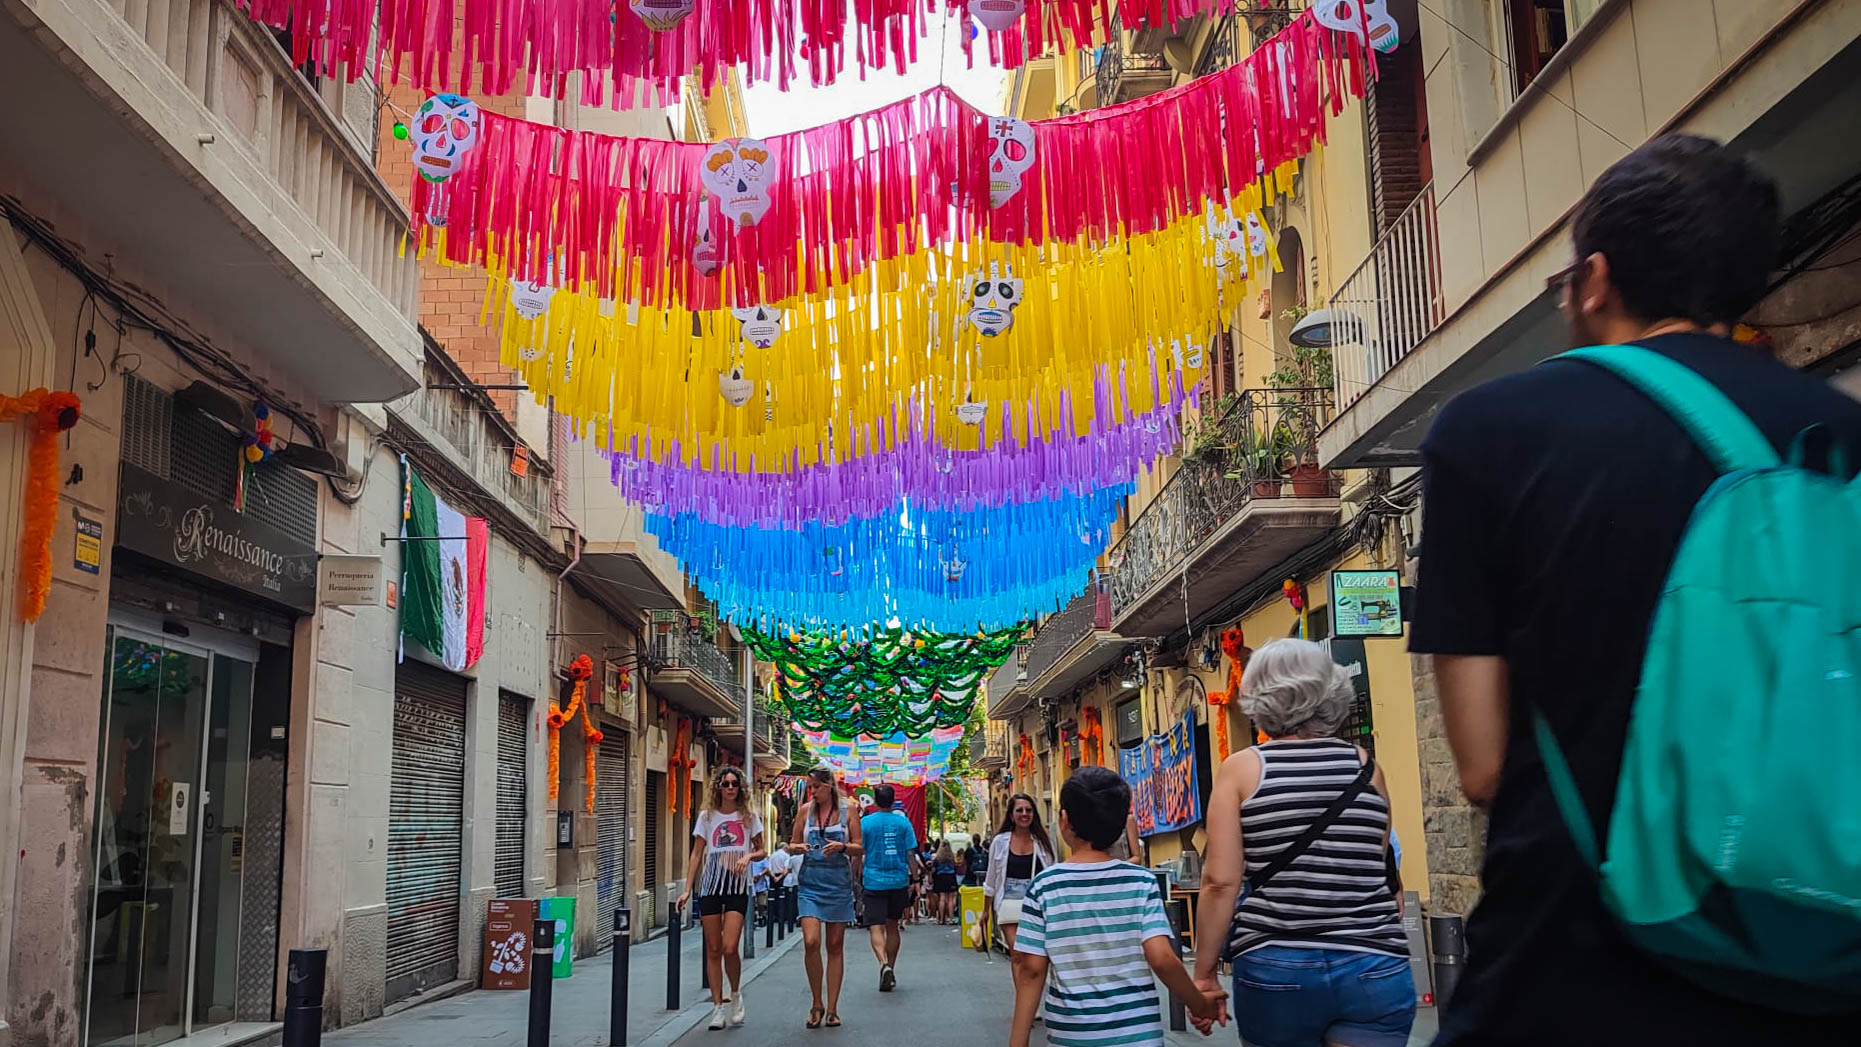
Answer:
[{"left": 1188, "top": 638, "right": 1415, "bottom": 1047}]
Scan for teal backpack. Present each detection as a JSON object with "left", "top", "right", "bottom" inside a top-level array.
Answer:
[{"left": 1536, "top": 346, "right": 1861, "bottom": 1013}]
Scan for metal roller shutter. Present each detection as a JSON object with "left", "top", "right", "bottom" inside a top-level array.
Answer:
[
  {"left": 643, "top": 772, "right": 662, "bottom": 927},
  {"left": 495, "top": 693, "right": 529, "bottom": 899},
  {"left": 387, "top": 662, "right": 468, "bottom": 1004},
  {"left": 593, "top": 734, "right": 629, "bottom": 950}
]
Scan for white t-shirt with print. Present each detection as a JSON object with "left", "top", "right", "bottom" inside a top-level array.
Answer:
[{"left": 692, "top": 809, "right": 764, "bottom": 897}]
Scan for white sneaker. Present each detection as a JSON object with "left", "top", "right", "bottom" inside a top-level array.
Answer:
[
  {"left": 707, "top": 1005, "right": 728, "bottom": 1031},
  {"left": 729, "top": 996, "right": 746, "bottom": 1027}
]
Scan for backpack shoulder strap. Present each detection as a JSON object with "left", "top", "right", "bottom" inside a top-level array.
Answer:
[{"left": 1555, "top": 346, "right": 1781, "bottom": 474}]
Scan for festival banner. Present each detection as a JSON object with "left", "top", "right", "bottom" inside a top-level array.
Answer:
[{"left": 1119, "top": 710, "right": 1202, "bottom": 837}]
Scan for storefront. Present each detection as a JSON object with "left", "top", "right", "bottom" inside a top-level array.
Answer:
[
  {"left": 386, "top": 660, "right": 469, "bottom": 1004},
  {"left": 87, "top": 438, "right": 318, "bottom": 1047}
]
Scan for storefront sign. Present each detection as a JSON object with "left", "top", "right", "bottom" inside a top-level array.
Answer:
[
  {"left": 1331, "top": 569, "right": 1403, "bottom": 637},
  {"left": 74, "top": 513, "right": 102, "bottom": 574},
  {"left": 482, "top": 898, "right": 537, "bottom": 990},
  {"left": 1114, "top": 696, "right": 1143, "bottom": 746},
  {"left": 116, "top": 463, "right": 317, "bottom": 612},
  {"left": 319, "top": 554, "right": 384, "bottom": 606},
  {"left": 1119, "top": 710, "right": 1202, "bottom": 837}
]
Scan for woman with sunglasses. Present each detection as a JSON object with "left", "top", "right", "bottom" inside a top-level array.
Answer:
[
  {"left": 678, "top": 767, "right": 766, "bottom": 1031},
  {"left": 786, "top": 766, "right": 864, "bottom": 1028}
]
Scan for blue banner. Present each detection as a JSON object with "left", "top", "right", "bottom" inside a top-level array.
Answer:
[{"left": 1119, "top": 710, "right": 1202, "bottom": 836}]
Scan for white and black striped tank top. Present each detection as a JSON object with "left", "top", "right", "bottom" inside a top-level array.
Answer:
[{"left": 1225, "top": 738, "right": 1408, "bottom": 960}]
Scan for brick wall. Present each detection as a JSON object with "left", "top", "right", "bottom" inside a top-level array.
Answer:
[{"left": 1410, "top": 646, "right": 1488, "bottom": 917}]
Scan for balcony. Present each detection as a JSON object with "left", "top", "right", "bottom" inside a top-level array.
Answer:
[
  {"left": 712, "top": 698, "right": 792, "bottom": 772},
  {"left": 389, "top": 348, "right": 551, "bottom": 536},
  {"left": 567, "top": 422, "right": 686, "bottom": 613},
  {"left": 984, "top": 646, "right": 1030, "bottom": 720},
  {"left": 1022, "top": 587, "right": 1128, "bottom": 703},
  {"left": 1095, "top": 31, "right": 1174, "bottom": 105},
  {"left": 648, "top": 626, "right": 744, "bottom": 721},
  {"left": 0, "top": 0, "right": 420, "bottom": 402},
  {"left": 1107, "top": 388, "right": 1342, "bottom": 637},
  {"left": 971, "top": 721, "right": 1008, "bottom": 771}
]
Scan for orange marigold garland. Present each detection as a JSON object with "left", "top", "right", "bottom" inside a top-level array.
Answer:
[
  {"left": 668, "top": 718, "right": 693, "bottom": 815},
  {"left": 1015, "top": 732, "right": 1036, "bottom": 780},
  {"left": 1078, "top": 706, "right": 1105, "bottom": 767},
  {"left": 1206, "top": 627, "right": 1249, "bottom": 761},
  {"left": 548, "top": 654, "right": 595, "bottom": 802},
  {"left": 0, "top": 389, "right": 81, "bottom": 623}
]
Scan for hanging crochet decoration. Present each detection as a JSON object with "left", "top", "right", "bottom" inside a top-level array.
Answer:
[
  {"left": 746, "top": 624, "right": 1023, "bottom": 736},
  {"left": 0, "top": 388, "right": 81, "bottom": 622},
  {"left": 1205, "top": 627, "right": 1249, "bottom": 762}
]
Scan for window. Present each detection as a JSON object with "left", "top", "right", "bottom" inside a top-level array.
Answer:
[{"left": 1506, "top": 0, "right": 1604, "bottom": 95}]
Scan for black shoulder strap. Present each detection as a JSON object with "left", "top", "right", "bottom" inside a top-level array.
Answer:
[{"left": 1245, "top": 755, "right": 1376, "bottom": 896}]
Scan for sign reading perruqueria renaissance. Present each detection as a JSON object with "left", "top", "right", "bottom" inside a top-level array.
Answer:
[{"left": 116, "top": 462, "right": 318, "bottom": 612}]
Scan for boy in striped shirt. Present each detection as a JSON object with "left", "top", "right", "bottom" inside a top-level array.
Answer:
[{"left": 1010, "top": 766, "right": 1223, "bottom": 1047}]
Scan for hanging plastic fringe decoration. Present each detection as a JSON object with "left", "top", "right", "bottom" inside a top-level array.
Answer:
[
  {"left": 0, "top": 388, "right": 81, "bottom": 622},
  {"left": 746, "top": 624, "right": 1023, "bottom": 736},
  {"left": 233, "top": 1, "right": 1283, "bottom": 110},
  {"left": 797, "top": 726, "right": 967, "bottom": 786}
]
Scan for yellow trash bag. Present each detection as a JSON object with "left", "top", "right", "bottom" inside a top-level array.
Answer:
[{"left": 960, "top": 885, "right": 987, "bottom": 951}]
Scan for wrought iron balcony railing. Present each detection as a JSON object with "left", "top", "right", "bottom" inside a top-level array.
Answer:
[
  {"left": 651, "top": 631, "right": 743, "bottom": 702},
  {"left": 1106, "top": 387, "right": 1339, "bottom": 620}
]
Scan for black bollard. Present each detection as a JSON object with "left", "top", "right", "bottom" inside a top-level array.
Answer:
[
  {"left": 665, "top": 902, "right": 682, "bottom": 1011},
  {"left": 528, "top": 919, "right": 554, "bottom": 1047},
  {"left": 699, "top": 904, "right": 710, "bottom": 991},
  {"left": 1429, "top": 914, "right": 1467, "bottom": 1010},
  {"left": 788, "top": 885, "right": 798, "bottom": 933},
  {"left": 1167, "top": 903, "right": 1187, "bottom": 1032},
  {"left": 282, "top": 948, "right": 325, "bottom": 1047},
  {"left": 766, "top": 895, "right": 776, "bottom": 948},
  {"left": 610, "top": 907, "right": 631, "bottom": 1047}
]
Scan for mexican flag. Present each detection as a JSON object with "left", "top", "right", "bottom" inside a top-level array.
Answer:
[{"left": 401, "top": 463, "right": 487, "bottom": 670}]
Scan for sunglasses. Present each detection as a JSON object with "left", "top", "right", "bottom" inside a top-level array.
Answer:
[{"left": 1546, "top": 258, "right": 1585, "bottom": 298}]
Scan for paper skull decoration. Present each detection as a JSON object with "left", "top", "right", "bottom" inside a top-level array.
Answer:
[
  {"left": 1244, "top": 210, "right": 1271, "bottom": 263},
  {"left": 411, "top": 94, "right": 481, "bottom": 183},
  {"left": 1186, "top": 344, "right": 1206, "bottom": 370},
  {"left": 700, "top": 138, "right": 774, "bottom": 228},
  {"left": 1364, "top": 0, "right": 1400, "bottom": 51},
  {"left": 731, "top": 305, "right": 783, "bottom": 349},
  {"left": 955, "top": 397, "right": 988, "bottom": 425},
  {"left": 719, "top": 365, "right": 754, "bottom": 407},
  {"left": 509, "top": 280, "right": 554, "bottom": 320},
  {"left": 967, "top": 262, "right": 1023, "bottom": 337},
  {"left": 1310, "top": 0, "right": 1367, "bottom": 43},
  {"left": 967, "top": 0, "right": 1025, "bottom": 32},
  {"left": 629, "top": 0, "right": 695, "bottom": 31},
  {"left": 1208, "top": 203, "right": 1248, "bottom": 280},
  {"left": 691, "top": 196, "right": 722, "bottom": 276},
  {"left": 985, "top": 117, "right": 1036, "bottom": 209}
]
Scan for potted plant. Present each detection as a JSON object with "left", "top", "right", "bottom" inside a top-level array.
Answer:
[
  {"left": 1266, "top": 342, "right": 1335, "bottom": 497},
  {"left": 1232, "top": 426, "right": 1283, "bottom": 498}
]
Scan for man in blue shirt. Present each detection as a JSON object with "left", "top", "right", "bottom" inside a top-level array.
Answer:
[{"left": 859, "top": 784, "right": 919, "bottom": 992}]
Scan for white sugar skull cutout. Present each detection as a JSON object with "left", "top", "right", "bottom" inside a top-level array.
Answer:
[
  {"left": 700, "top": 138, "right": 774, "bottom": 228},
  {"left": 691, "top": 196, "right": 722, "bottom": 276},
  {"left": 1311, "top": 0, "right": 1367, "bottom": 44},
  {"left": 1244, "top": 210, "right": 1271, "bottom": 264},
  {"left": 1186, "top": 343, "right": 1206, "bottom": 370},
  {"left": 1365, "top": 0, "right": 1400, "bottom": 52},
  {"left": 509, "top": 279, "right": 554, "bottom": 320},
  {"left": 719, "top": 365, "right": 754, "bottom": 407},
  {"left": 629, "top": 0, "right": 695, "bottom": 31},
  {"left": 412, "top": 94, "right": 481, "bottom": 183},
  {"left": 731, "top": 305, "right": 783, "bottom": 349},
  {"left": 968, "top": 0, "right": 1026, "bottom": 32},
  {"left": 986, "top": 117, "right": 1036, "bottom": 209},
  {"left": 1207, "top": 203, "right": 1248, "bottom": 281},
  {"left": 967, "top": 262, "right": 1023, "bottom": 337},
  {"left": 955, "top": 392, "right": 988, "bottom": 426}
]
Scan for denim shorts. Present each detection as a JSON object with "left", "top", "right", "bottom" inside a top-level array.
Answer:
[{"left": 1230, "top": 945, "right": 1417, "bottom": 1047}]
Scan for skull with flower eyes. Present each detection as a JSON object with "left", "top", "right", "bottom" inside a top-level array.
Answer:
[
  {"left": 700, "top": 138, "right": 773, "bottom": 228},
  {"left": 411, "top": 94, "right": 481, "bottom": 183},
  {"left": 967, "top": 262, "right": 1023, "bottom": 337},
  {"left": 731, "top": 305, "right": 783, "bottom": 349},
  {"left": 986, "top": 117, "right": 1036, "bottom": 209}
]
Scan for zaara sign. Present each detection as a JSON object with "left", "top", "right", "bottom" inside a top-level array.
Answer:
[{"left": 117, "top": 462, "right": 318, "bottom": 611}]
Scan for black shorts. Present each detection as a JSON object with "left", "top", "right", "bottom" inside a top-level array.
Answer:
[
  {"left": 697, "top": 893, "right": 749, "bottom": 917},
  {"left": 932, "top": 873, "right": 960, "bottom": 894},
  {"left": 862, "top": 887, "right": 913, "bottom": 924}
]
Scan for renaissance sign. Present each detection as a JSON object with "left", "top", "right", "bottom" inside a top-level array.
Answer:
[{"left": 117, "top": 462, "right": 318, "bottom": 612}]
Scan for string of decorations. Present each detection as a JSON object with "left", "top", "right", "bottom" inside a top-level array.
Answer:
[
  {"left": 0, "top": 388, "right": 81, "bottom": 622},
  {"left": 547, "top": 654, "right": 604, "bottom": 811},
  {"left": 797, "top": 726, "right": 967, "bottom": 786},
  {"left": 234, "top": 1, "right": 1326, "bottom": 111},
  {"left": 1205, "top": 626, "right": 1247, "bottom": 762},
  {"left": 746, "top": 624, "right": 1022, "bottom": 735}
]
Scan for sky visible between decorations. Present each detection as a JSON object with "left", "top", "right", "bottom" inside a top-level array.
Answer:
[{"left": 323, "top": 0, "right": 1392, "bottom": 752}]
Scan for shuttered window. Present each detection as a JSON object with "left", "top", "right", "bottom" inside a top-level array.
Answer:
[
  {"left": 387, "top": 662, "right": 467, "bottom": 1004},
  {"left": 495, "top": 693, "right": 529, "bottom": 899},
  {"left": 644, "top": 772, "right": 662, "bottom": 927},
  {"left": 593, "top": 735, "right": 629, "bottom": 949}
]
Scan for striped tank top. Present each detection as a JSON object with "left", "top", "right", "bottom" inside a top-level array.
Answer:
[{"left": 1225, "top": 737, "right": 1408, "bottom": 960}]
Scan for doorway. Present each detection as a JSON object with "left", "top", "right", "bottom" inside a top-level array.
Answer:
[{"left": 86, "top": 614, "right": 286, "bottom": 1047}]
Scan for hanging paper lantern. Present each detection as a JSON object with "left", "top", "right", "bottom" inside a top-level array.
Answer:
[
  {"left": 509, "top": 279, "right": 555, "bottom": 320},
  {"left": 966, "top": 262, "right": 1022, "bottom": 337},
  {"left": 410, "top": 94, "right": 481, "bottom": 184},
  {"left": 953, "top": 397, "right": 988, "bottom": 426},
  {"left": 629, "top": 0, "right": 695, "bottom": 32},
  {"left": 699, "top": 137, "right": 773, "bottom": 228},
  {"left": 968, "top": 0, "right": 1027, "bottom": 33},
  {"left": 719, "top": 365, "right": 754, "bottom": 407},
  {"left": 984, "top": 117, "right": 1035, "bottom": 209}
]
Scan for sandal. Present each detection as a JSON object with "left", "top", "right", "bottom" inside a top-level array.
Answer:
[
  {"left": 806, "top": 1007, "right": 824, "bottom": 1029},
  {"left": 825, "top": 1013, "right": 842, "bottom": 1028}
]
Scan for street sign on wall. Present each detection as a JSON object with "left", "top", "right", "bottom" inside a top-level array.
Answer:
[{"left": 1331, "top": 570, "right": 1403, "bottom": 637}]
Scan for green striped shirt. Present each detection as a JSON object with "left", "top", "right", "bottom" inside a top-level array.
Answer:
[{"left": 1013, "top": 861, "right": 1172, "bottom": 1047}]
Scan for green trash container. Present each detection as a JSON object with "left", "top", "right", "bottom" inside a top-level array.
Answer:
[{"left": 539, "top": 896, "right": 576, "bottom": 978}]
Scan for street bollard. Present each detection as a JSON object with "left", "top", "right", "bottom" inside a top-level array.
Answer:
[
  {"left": 788, "top": 885, "right": 799, "bottom": 933},
  {"left": 611, "top": 907, "right": 631, "bottom": 1047},
  {"left": 744, "top": 894, "right": 756, "bottom": 960},
  {"left": 765, "top": 895, "right": 776, "bottom": 948},
  {"left": 1168, "top": 926, "right": 1188, "bottom": 1032},
  {"left": 528, "top": 919, "right": 554, "bottom": 1047},
  {"left": 282, "top": 948, "right": 326, "bottom": 1047},
  {"left": 665, "top": 902, "right": 682, "bottom": 1011},
  {"left": 1429, "top": 914, "right": 1467, "bottom": 1010}
]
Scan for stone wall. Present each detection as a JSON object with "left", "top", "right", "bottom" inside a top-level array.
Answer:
[{"left": 1410, "top": 651, "right": 1486, "bottom": 918}]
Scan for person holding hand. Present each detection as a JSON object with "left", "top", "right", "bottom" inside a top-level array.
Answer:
[{"left": 787, "top": 766, "right": 863, "bottom": 1028}]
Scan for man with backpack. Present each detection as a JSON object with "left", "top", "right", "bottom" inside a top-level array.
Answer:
[{"left": 1411, "top": 133, "right": 1861, "bottom": 1044}]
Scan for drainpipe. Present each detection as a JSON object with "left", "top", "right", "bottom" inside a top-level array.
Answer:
[{"left": 549, "top": 412, "right": 581, "bottom": 670}]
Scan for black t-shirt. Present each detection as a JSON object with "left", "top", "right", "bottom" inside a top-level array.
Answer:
[{"left": 1410, "top": 333, "right": 1861, "bottom": 1045}]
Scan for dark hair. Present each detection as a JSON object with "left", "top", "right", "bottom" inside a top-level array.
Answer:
[
  {"left": 872, "top": 784, "right": 895, "bottom": 810},
  {"left": 995, "top": 792, "right": 1056, "bottom": 857},
  {"left": 1571, "top": 134, "right": 1779, "bottom": 328},
  {"left": 1059, "top": 766, "right": 1132, "bottom": 850}
]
